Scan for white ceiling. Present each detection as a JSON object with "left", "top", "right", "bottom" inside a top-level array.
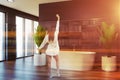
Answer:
[{"left": 0, "top": 0, "right": 70, "bottom": 16}]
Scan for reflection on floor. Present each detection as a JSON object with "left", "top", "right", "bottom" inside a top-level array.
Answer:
[{"left": 0, "top": 57, "right": 120, "bottom": 80}]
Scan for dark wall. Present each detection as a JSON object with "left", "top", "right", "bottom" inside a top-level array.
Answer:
[
  {"left": 39, "top": 0, "right": 120, "bottom": 48},
  {"left": 39, "top": 0, "right": 120, "bottom": 22}
]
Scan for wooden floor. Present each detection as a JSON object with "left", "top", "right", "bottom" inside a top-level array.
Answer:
[{"left": 0, "top": 57, "right": 120, "bottom": 80}]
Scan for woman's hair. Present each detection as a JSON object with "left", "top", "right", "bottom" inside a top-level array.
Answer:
[
  {"left": 48, "top": 31, "right": 54, "bottom": 41},
  {"left": 48, "top": 26, "right": 55, "bottom": 41}
]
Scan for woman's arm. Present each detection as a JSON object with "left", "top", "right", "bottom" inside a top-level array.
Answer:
[
  {"left": 39, "top": 33, "right": 48, "bottom": 49},
  {"left": 55, "top": 14, "right": 60, "bottom": 33}
]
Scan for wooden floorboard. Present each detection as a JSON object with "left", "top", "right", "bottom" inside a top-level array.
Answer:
[{"left": 0, "top": 57, "right": 120, "bottom": 80}]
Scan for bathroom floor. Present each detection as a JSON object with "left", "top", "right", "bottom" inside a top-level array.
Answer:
[{"left": 0, "top": 57, "right": 120, "bottom": 80}]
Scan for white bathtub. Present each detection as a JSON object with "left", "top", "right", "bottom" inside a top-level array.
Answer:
[{"left": 51, "top": 51, "right": 96, "bottom": 71}]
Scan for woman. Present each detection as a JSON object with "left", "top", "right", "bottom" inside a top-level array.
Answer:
[{"left": 39, "top": 14, "right": 60, "bottom": 78}]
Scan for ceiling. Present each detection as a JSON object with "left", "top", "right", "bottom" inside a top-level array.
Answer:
[{"left": 0, "top": 0, "right": 70, "bottom": 16}]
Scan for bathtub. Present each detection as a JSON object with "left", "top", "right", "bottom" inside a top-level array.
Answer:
[{"left": 51, "top": 51, "right": 96, "bottom": 71}]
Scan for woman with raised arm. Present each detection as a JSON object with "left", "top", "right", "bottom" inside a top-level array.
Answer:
[{"left": 39, "top": 14, "right": 60, "bottom": 78}]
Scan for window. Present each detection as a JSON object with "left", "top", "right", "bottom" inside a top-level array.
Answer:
[
  {"left": 16, "top": 16, "right": 24, "bottom": 58},
  {"left": 33, "top": 21, "right": 38, "bottom": 53},
  {"left": 0, "top": 12, "right": 5, "bottom": 61},
  {"left": 25, "top": 19, "right": 33, "bottom": 56},
  {"left": 16, "top": 16, "right": 38, "bottom": 58}
]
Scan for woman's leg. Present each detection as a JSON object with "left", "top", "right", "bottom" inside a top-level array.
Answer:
[
  {"left": 53, "top": 55, "right": 60, "bottom": 76},
  {"left": 46, "top": 55, "right": 52, "bottom": 74}
]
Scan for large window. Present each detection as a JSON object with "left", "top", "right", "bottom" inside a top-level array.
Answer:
[
  {"left": 16, "top": 16, "right": 24, "bottom": 58},
  {"left": 25, "top": 19, "right": 33, "bottom": 56},
  {"left": 16, "top": 16, "right": 38, "bottom": 58},
  {"left": 0, "top": 12, "right": 5, "bottom": 61}
]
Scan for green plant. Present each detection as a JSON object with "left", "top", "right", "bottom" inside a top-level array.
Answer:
[
  {"left": 98, "top": 22, "right": 118, "bottom": 55},
  {"left": 33, "top": 25, "right": 46, "bottom": 48}
]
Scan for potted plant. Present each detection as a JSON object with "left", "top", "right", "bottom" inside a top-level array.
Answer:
[
  {"left": 98, "top": 22, "right": 118, "bottom": 71},
  {"left": 33, "top": 25, "right": 46, "bottom": 66}
]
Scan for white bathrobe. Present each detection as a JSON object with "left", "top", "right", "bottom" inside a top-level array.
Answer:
[{"left": 39, "top": 20, "right": 60, "bottom": 56}]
